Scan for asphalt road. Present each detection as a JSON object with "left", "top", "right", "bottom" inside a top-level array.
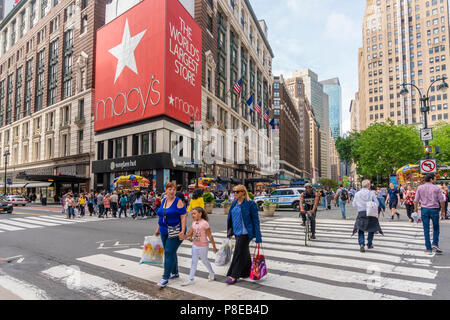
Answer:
[{"left": 0, "top": 203, "right": 449, "bottom": 300}]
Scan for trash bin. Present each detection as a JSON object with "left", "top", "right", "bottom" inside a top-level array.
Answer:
[{"left": 42, "top": 197, "right": 47, "bottom": 206}]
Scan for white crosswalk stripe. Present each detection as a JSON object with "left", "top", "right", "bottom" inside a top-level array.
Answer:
[
  {"left": 41, "top": 265, "right": 156, "bottom": 300},
  {"left": 72, "top": 217, "right": 440, "bottom": 300},
  {"left": 0, "top": 215, "right": 106, "bottom": 234}
]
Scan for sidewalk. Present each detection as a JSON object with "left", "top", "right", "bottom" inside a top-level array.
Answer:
[{"left": 0, "top": 285, "right": 21, "bottom": 300}]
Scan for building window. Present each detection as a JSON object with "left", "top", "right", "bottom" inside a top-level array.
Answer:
[
  {"left": 41, "top": 0, "right": 48, "bottom": 18},
  {"left": 47, "top": 138, "right": 53, "bottom": 159},
  {"left": 97, "top": 141, "right": 104, "bottom": 160},
  {"left": 151, "top": 131, "right": 157, "bottom": 154},
  {"left": 77, "top": 99, "right": 84, "bottom": 120},
  {"left": 62, "top": 134, "right": 68, "bottom": 157},
  {"left": 81, "top": 15, "right": 88, "bottom": 34},
  {"left": 35, "top": 50, "right": 45, "bottom": 111},
  {"left": 15, "top": 67, "right": 22, "bottom": 121},
  {"left": 25, "top": 59, "right": 33, "bottom": 116},
  {"left": 63, "top": 29, "right": 74, "bottom": 99},
  {"left": 48, "top": 39, "right": 58, "bottom": 106},
  {"left": 141, "top": 133, "right": 149, "bottom": 155},
  {"left": 132, "top": 134, "right": 139, "bottom": 156},
  {"left": 114, "top": 138, "right": 123, "bottom": 159},
  {"left": 78, "top": 130, "right": 83, "bottom": 154},
  {"left": 107, "top": 139, "right": 113, "bottom": 159},
  {"left": 6, "top": 74, "right": 13, "bottom": 125}
]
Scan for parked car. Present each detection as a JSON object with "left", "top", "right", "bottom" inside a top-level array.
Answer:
[
  {"left": 6, "top": 195, "right": 27, "bottom": 206},
  {"left": 254, "top": 187, "right": 305, "bottom": 211},
  {"left": 0, "top": 196, "right": 13, "bottom": 213}
]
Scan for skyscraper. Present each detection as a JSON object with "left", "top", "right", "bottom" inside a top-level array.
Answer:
[
  {"left": 358, "top": 0, "right": 450, "bottom": 131},
  {"left": 320, "top": 77, "right": 342, "bottom": 139},
  {"left": 291, "top": 69, "right": 330, "bottom": 180}
]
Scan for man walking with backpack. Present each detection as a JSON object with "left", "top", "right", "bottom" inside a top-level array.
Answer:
[{"left": 335, "top": 184, "right": 350, "bottom": 219}]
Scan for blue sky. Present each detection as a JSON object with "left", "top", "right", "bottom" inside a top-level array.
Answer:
[{"left": 252, "top": 0, "right": 367, "bottom": 134}]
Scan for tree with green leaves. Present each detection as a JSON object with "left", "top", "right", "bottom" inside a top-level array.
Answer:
[
  {"left": 335, "top": 132, "right": 361, "bottom": 165},
  {"left": 318, "top": 178, "right": 339, "bottom": 190},
  {"left": 430, "top": 122, "right": 450, "bottom": 165},
  {"left": 354, "top": 121, "right": 423, "bottom": 178}
]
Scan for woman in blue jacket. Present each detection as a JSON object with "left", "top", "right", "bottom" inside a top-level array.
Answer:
[{"left": 226, "top": 185, "right": 262, "bottom": 284}]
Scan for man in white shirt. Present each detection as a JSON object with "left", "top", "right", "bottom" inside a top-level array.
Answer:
[{"left": 352, "top": 179, "right": 384, "bottom": 253}]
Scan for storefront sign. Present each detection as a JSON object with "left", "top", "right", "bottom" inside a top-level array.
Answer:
[
  {"left": 92, "top": 153, "right": 175, "bottom": 173},
  {"left": 94, "top": 0, "right": 201, "bottom": 132}
]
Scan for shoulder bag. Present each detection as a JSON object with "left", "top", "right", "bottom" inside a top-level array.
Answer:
[{"left": 164, "top": 198, "right": 181, "bottom": 239}]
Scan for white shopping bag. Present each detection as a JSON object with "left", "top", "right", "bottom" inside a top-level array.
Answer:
[
  {"left": 366, "top": 201, "right": 379, "bottom": 218},
  {"left": 140, "top": 236, "right": 164, "bottom": 265},
  {"left": 215, "top": 239, "right": 232, "bottom": 266}
]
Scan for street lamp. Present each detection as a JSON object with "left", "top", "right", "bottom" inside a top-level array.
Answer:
[
  {"left": 190, "top": 117, "right": 199, "bottom": 189},
  {"left": 3, "top": 150, "right": 10, "bottom": 196},
  {"left": 400, "top": 75, "right": 448, "bottom": 159}
]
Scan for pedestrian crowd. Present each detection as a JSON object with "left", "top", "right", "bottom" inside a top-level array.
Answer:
[{"left": 60, "top": 190, "right": 165, "bottom": 220}]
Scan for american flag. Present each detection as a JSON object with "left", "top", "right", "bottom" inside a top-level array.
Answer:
[
  {"left": 263, "top": 110, "right": 270, "bottom": 123},
  {"left": 233, "top": 78, "right": 243, "bottom": 96},
  {"left": 255, "top": 101, "right": 262, "bottom": 116}
]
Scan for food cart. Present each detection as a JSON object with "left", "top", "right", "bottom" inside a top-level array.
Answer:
[
  {"left": 113, "top": 175, "right": 150, "bottom": 193},
  {"left": 396, "top": 163, "right": 450, "bottom": 185}
]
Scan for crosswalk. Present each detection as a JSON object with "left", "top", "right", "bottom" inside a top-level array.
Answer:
[
  {"left": 70, "top": 217, "right": 439, "bottom": 300},
  {"left": 0, "top": 215, "right": 105, "bottom": 234},
  {"left": 1, "top": 217, "right": 441, "bottom": 300}
]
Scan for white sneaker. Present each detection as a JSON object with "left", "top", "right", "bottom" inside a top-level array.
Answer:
[
  {"left": 208, "top": 273, "right": 215, "bottom": 281},
  {"left": 181, "top": 279, "right": 194, "bottom": 286}
]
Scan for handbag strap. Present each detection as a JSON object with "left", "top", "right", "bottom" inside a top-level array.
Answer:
[{"left": 253, "top": 243, "right": 262, "bottom": 257}]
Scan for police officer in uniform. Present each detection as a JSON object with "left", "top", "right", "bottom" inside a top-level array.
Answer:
[{"left": 299, "top": 183, "right": 320, "bottom": 239}]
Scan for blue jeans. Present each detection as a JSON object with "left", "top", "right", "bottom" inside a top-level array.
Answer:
[
  {"left": 98, "top": 204, "right": 104, "bottom": 216},
  {"left": 68, "top": 207, "right": 75, "bottom": 218},
  {"left": 160, "top": 233, "right": 183, "bottom": 280},
  {"left": 421, "top": 208, "right": 440, "bottom": 251},
  {"left": 321, "top": 197, "right": 326, "bottom": 209},
  {"left": 358, "top": 230, "right": 374, "bottom": 247},
  {"left": 119, "top": 205, "right": 127, "bottom": 217},
  {"left": 339, "top": 199, "right": 346, "bottom": 219},
  {"left": 134, "top": 203, "right": 144, "bottom": 216}
]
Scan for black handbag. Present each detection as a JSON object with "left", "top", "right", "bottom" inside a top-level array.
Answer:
[{"left": 163, "top": 200, "right": 181, "bottom": 239}]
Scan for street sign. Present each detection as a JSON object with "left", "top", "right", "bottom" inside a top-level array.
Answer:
[
  {"left": 6, "top": 178, "right": 12, "bottom": 185},
  {"left": 421, "top": 128, "right": 433, "bottom": 142},
  {"left": 420, "top": 159, "right": 437, "bottom": 174}
]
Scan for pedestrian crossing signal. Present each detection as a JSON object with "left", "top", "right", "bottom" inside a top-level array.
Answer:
[{"left": 424, "top": 146, "right": 434, "bottom": 153}]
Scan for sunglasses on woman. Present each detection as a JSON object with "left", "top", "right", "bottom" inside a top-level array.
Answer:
[{"left": 233, "top": 190, "right": 243, "bottom": 194}]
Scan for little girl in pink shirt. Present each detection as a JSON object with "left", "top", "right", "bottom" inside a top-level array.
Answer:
[{"left": 182, "top": 207, "right": 218, "bottom": 286}]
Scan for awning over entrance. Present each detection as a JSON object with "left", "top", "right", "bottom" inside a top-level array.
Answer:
[
  {"left": 217, "top": 177, "right": 232, "bottom": 183},
  {"left": 0, "top": 183, "right": 28, "bottom": 188},
  {"left": 25, "top": 182, "right": 52, "bottom": 188},
  {"left": 244, "top": 178, "right": 273, "bottom": 184},
  {"left": 0, "top": 182, "right": 53, "bottom": 188}
]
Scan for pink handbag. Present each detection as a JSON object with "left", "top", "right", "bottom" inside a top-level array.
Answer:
[{"left": 250, "top": 244, "right": 267, "bottom": 280}]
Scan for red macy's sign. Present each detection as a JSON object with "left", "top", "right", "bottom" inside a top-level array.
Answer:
[{"left": 94, "top": 0, "right": 202, "bottom": 132}]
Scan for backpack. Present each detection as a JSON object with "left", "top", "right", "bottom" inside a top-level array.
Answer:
[{"left": 340, "top": 189, "right": 349, "bottom": 201}]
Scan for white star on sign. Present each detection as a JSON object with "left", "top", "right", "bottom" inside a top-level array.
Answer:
[
  {"left": 109, "top": 19, "right": 147, "bottom": 84},
  {"left": 169, "top": 95, "right": 174, "bottom": 105}
]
